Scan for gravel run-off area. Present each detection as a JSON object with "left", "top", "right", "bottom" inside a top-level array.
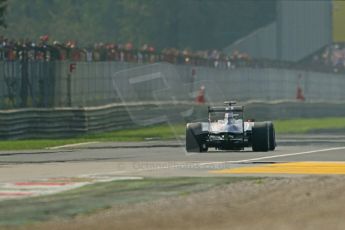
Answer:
[{"left": 9, "top": 175, "right": 345, "bottom": 230}]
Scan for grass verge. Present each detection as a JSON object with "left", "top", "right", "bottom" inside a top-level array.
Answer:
[
  {"left": 1, "top": 117, "right": 345, "bottom": 150},
  {"left": 0, "top": 177, "right": 260, "bottom": 227},
  {"left": 0, "top": 124, "right": 186, "bottom": 150},
  {"left": 274, "top": 117, "right": 345, "bottom": 134}
]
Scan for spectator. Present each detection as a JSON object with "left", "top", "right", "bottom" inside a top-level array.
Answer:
[{"left": 8, "top": 34, "right": 344, "bottom": 75}]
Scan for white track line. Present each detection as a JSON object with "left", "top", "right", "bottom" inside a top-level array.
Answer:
[
  {"left": 198, "top": 146, "right": 345, "bottom": 166},
  {"left": 46, "top": 142, "right": 99, "bottom": 150}
]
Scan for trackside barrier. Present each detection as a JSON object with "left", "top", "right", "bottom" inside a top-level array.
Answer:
[
  {"left": 0, "top": 102, "right": 193, "bottom": 140},
  {"left": 1, "top": 101, "right": 345, "bottom": 140}
]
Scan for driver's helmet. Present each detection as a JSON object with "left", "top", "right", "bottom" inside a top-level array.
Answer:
[{"left": 224, "top": 112, "right": 234, "bottom": 121}]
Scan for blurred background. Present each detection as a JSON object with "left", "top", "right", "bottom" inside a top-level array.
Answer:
[
  {"left": 0, "top": 0, "right": 345, "bottom": 139},
  {"left": 0, "top": 0, "right": 277, "bottom": 50}
]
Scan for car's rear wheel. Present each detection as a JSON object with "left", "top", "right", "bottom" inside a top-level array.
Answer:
[
  {"left": 268, "top": 122, "right": 276, "bottom": 151},
  {"left": 186, "top": 123, "right": 208, "bottom": 153},
  {"left": 252, "top": 122, "right": 270, "bottom": 152}
]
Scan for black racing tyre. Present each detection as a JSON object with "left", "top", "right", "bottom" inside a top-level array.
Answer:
[
  {"left": 252, "top": 122, "right": 270, "bottom": 152},
  {"left": 199, "top": 141, "right": 208, "bottom": 152},
  {"left": 268, "top": 122, "right": 276, "bottom": 151},
  {"left": 186, "top": 123, "right": 208, "bottom": 153}
]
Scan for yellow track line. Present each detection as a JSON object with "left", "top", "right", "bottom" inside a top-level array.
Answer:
[{"left": 210, "top": 162, "right": 345, "bottom": 175}]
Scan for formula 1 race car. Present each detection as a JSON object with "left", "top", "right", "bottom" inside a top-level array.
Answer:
[{"left": 186, "top": 101, "right": 276, "bottom": 152}]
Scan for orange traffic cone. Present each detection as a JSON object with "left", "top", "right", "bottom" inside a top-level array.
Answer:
[
  {"left": 195, "top": 85, "right": 205, "bottom": 104},
  {"left": 296, "top": 86, "right": 305, "bottom": 101}
]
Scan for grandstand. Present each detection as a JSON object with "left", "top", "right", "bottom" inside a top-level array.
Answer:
[{"left": 224, "top": 0, "right": 333, "bottom": 62}]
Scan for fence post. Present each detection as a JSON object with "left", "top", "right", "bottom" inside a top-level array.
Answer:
[
  {"left": 20, "top": 49, "right": 29, "bottom": 107},
  {"left": 67, "top": 72, "right": 72, "bottom": 107},
  {"left": 67, "top": 62, "right": 76, "bottom": 107}
]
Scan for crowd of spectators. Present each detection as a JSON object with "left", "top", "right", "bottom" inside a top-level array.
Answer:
[
  {"left": 0, "top": 35, "right": 251, "bottom": 69},
  {"left": 2, "top": 35, "right": 344, "bottom": 73},
  {"left": 310, "top": 43, "right": 345, "bottom": 73}
]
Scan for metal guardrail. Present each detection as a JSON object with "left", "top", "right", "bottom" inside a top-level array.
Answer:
[
  {"left": 1, "top": 101, "right": 345, "bottom": 140},
  {"left": 0, "top": 102, "right": 194, "bottom": 140}
]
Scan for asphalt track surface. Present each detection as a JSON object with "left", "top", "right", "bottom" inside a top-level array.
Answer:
[{"left": 1, "top": 134, "right": 345, "bottom": 183}]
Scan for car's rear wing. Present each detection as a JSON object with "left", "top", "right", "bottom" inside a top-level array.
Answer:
[{"left": 208, "top": 106, "right": 244, "bottom": 113}]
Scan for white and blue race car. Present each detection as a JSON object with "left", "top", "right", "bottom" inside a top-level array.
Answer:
[{"left": 186, "top": 101, "right": 276, "bottom": 152}]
